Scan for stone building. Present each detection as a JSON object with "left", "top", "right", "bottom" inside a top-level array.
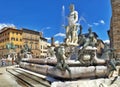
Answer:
[
  {"left": 109, "top": 0, "right": 120, "bottom": 58},
  {"left": 0, "top": 27, "right": 23, "bottom": 57},
  {"left": 39, "top": 36, "right": 48, "bottom": 58},
  {"left": 0, "top": 27, "right": 49, "bottom": 58},
  {"left": 22, "top": 28, "right": 41, "bottom": 58}
]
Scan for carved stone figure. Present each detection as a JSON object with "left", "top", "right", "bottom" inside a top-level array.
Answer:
[
  {"left": 65, "top": 4, "right": 79, "bottom": 45},
  {"left": 54, "top": 46, "right": 71, "bottom": 76},
  {"left": 68, "top": 4, "right": 78, "bottom": 26}
]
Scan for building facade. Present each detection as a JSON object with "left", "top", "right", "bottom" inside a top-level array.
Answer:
[
  {"left": 109, "top": 0, "right": 120, "bottom": 57},
  {"left": 39, "top": 36, "right": 48, "bottom": 58},
  {"left": 0, "top": 27, "right": 23, "bottom": 57},
  {"left": 0, "top": 27, "right": 49, "bottom": 58},
  {"left": 22, "top": 28, "right": 41, "bottom": 58}
]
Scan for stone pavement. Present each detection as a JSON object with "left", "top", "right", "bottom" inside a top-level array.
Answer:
[{"left": 0, "top": 66, "right": 22, "bottom": 87}]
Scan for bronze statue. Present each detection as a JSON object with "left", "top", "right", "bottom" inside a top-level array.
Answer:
[
  {"left": 21, "top": 44, "right": 31, "bottom": 53},
  {"left": 78, "top": 28, "right": 96, "bottom": 61},
  {"left": 54, "top": 46, "right": 71, "bottom": 77},
  {"left": 6, "top": 42, "right": 17, "bottom": 51},
  {"left": 21, "top": 44, "right": 32, "bottom": 58}
]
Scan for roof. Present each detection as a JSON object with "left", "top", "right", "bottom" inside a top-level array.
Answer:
[
  {"left": 40, "top": 37, "right": 47, "bottom": 41},
  {"left": 21, "top": 28, "right": 40, "bottom": 35},
  {"left": 0, "top": 27, "right": 22, "bottom": 34},
  {"left": 97, "top": 39, "right": 105, "bottom": 44}
]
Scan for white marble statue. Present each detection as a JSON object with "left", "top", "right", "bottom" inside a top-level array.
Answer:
[
  {"left": 68, "top": 4, "right": 78, "bottom": 26},
  {"left": 65, "top": 4, "right": 79, "bottom": 45}
]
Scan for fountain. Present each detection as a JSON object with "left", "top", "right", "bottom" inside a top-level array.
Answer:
[{"left": 19, "top": 4, "right": 120, "bottom": 87}]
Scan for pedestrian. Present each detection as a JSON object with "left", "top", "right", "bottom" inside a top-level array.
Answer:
[
  {"left": 1, "top": 57, "right": 4, "bottom": 66},
  {"left": 1, "top": 57, "right": 6, "bottom": 66},
  {"left": 12, "top": 57, "right": 14, "bottom": 65}
]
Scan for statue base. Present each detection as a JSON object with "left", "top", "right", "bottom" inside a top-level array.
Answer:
[{"left": 20, "top": 58, "right": 108, "bottom": 80}]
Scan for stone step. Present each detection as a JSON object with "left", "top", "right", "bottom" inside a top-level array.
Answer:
[{"left": 7, "top": 68, "right": 51, "bottom": 87}]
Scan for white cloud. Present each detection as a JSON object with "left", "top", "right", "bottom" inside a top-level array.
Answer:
[
  {"left": 92, "top": 20, "right": 105, "bottom": 26},
  {"left": 93, "top": 22, "right": 99, "bottom": 26},
  {"left": 40, "top": 27, "right": 51, "bottom": 32},
  {"left": 88, "top": 24, "right": 93, "bottom": 27},
  {"left": 54, "top": 33, "right": 65, "bottom": 37},
  {"left": 46, "top": 27, "right": 51, "bottom": 29},
  {"left": 100, "top": 20, "right": 105, "bottom": 24},
  {"left": 45, "top": 37, "right": 51, "bottom": 41},
  {"left": 103, "top": 40, "right": 110, "bottom": 44},
  {"left": 0, "top": 23, "right": 16, "bottom": 30},
  {"left": 55, "top": 40, "right": 60, "bottom": 44},
  {"left": 55, "top": 40, "right": 63, "bottom": 44}
]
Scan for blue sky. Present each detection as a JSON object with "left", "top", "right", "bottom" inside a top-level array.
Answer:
[{"left": 0, "top": 0, "right": 112, "bottom": 43}]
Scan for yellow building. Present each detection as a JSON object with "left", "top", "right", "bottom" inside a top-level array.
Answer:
[
  {"left": 0, "top": 27, "right": 49, "bottom": 58},
  {"left": 39, "top": 36, "right": 48, "bottom": 58},
  {"left": 22, "top": 28, "right": 41, "bottom": 58},
  {"left": 0, "top": 27, "right": 23, "bottom": 57}
]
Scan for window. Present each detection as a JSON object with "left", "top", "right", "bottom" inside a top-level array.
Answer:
[
  {"left": 15, "top": 45, "right": 19, "bottom": 48},
  {"left": 41, "top": 45, "right": 42, "bottom": 49},
  {"left": 11, "top": 37, "right": 15, "bottom": 41},
  {"left": 20, "top": 45, "right": 22, "bottom": 48},
  {"left": 24, "top": 41, "right": 28, "bottom": 44},
  {"left": 16, "top": 38, "right": 18, "bottom": 41},
  {"left": 20, "top": 39, "right": 22, "bottom": 41}
]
